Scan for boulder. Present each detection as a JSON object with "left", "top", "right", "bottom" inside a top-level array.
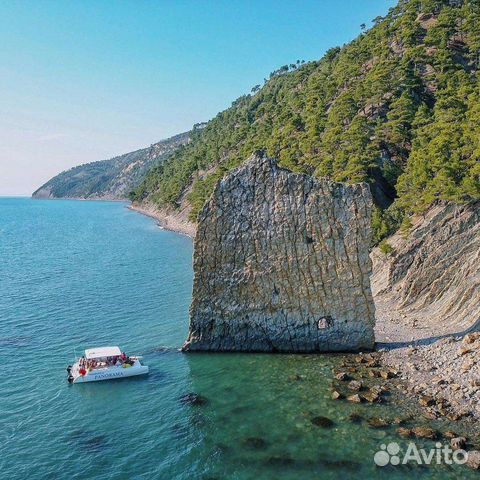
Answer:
[
  {"left": 467, "top": 451, "right": 480, "bottom": 470},
  {"left": 397, "top": 427, "right": 413, "bottom": 438},
  {"left": 348, "top": 380, "right": 363, "bottom": 392},
  {"left": 331, "top": 390, "right": 343, "bottom": 400},
  {"left": 412, "top": 426, "right": 438, "bottom": 440},
  {"left": 451, "top": 437, "right": 466, "bottom": 450},
  {"left": 347, "top": 394, "right": 363, "bottom": 403},
  {"left": 183, "top": 154, "right": 375, "bottom": 352}
]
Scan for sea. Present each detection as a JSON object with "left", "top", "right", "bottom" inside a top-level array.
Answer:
[{"left": 0, "top": 197, "right": 475, "bottom": 479}]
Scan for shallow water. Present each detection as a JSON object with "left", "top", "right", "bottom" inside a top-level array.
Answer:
[{"left": 0, "top": 198, "right": 475, "bottom": 479}]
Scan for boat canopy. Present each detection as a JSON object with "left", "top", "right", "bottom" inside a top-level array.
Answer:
[{"left": 85, "top": 346, "right": 122, "bottom": 359}]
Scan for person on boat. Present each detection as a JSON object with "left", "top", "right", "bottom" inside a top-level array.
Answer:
[{"left": 121, "top": 352, "right": 127, "bottom": 362}]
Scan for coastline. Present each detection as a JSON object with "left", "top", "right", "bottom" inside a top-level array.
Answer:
[
  {"left": 128, "top": 202, "right": 196, "bottom": 238},
  {"left": 371, "top": 202, "right": 480, "bottom": 425},
  {"left": 31, "top": 194, "right": 196, "bottom": 238},
  {"left": 31, "top": 194, "right": 128, "bottom": 203},
  {"left": 376, "top": 302, "right": 480, "bottom": 423},
  {"left": 29, "top": 193, "right": 480, "bottom": 427}
]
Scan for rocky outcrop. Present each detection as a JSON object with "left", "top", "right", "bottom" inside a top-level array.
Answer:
[
  {"left": 372, "top": 200, "right": 480, "bottom": 333},
  {"left": 183, "top": 153, "right": 376, "bottom": 352},
  {"left": 31, "top": 186, "right": 53, "bottom": 199}
]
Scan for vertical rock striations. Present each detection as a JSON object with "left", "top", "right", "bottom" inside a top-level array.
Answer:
[{"left": 183, "top": 153, "right": 376, "bottom": 352}]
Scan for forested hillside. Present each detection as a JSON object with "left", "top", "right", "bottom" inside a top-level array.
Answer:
[
  {"left": 131, "top": 0, "right": 480, "bottom": 243},
  {"left": 32, "top": 132, "right": 190, "bottom": 200}
]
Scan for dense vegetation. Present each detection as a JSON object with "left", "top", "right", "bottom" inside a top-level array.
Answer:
[
  {"left": 33, "top": 132, "right": 189, "bottom": 200},
  {"left": 134, "top": 0, "right": 479, "bottom": 243}
]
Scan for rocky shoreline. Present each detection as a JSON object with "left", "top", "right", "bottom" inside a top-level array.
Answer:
[
  {"left": 44, "top": 193, "right": 479, "bottom": 466},
  {"left": 330, "top": 350, "right": 480, "bottom": 469},
  {"left": 130, "top": 194, "right": 479, "bottom": 469},
  {"left": 371, "top": 200, "right": 479, "bottom": 431},
  {"left": 128, "top": 202, "right": 195, "bottom": 237},
  {"left": 377, "top": 314, "right": 480, "bottom": 422},
  {"left": 129, "top": 194, "right": 479, "bottom": 436}
]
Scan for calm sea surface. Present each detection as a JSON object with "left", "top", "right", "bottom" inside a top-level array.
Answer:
[{"left": 0, "top": 198, "right": 474, "bottom": 479}]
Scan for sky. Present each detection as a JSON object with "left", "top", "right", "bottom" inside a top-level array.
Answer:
[{"left": 0, "top": 0, "right": 396, "bottom": 195}]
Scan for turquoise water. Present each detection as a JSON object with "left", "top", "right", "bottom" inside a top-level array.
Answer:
[{"left": 0, "top": 198, "right": 475, "bottom": 479}]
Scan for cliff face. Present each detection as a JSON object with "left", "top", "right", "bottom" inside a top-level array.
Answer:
[
  {"left": 32, "top": 132, "right": 190, "bottom": 200},
  {"left": 372, "top": 200, "right": 480, "bottom": 334},
  {"left": 183, "top": 154, "right": 376, "bottom": 352}
]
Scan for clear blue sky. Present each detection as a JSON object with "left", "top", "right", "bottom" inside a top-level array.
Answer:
[{"left": 0, "top": 0, "right": 396, "bottom": 195}]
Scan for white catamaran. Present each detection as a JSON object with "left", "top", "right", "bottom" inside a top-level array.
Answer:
[{"left": 67, "top": 346, "right": 149, "bottom": 384}]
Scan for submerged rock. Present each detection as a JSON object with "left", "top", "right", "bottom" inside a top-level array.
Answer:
[
  {"left": 323, "top": 459, "right": 361, "bottom": 471},
  {"left": 412, "top": 426, "right": 438, "bottom": 440},
  {"left": 290, "top": 374, "right": 306, "bottom": 381},
  {"left": 311, "top": 416, "right": 335, "bottom": 428},
  {"left": 183, "top": 153, "right": 375, "bottom": 352},
  {"left": 349, "top": 412, "right": 363, "bottom": 423},
  {"left": 82, "top": 435, "right": 108, "bottom": 452},
  {"left": 243, "top": 437, "right": 269, "bottom": 450},
  {"left": 179, "top": 393, "right": 209, "bottom": 406},
  {"left": 265, "top": 455, "right": 295, "bottom": 466},
  {"left": 367, "top": 417, "right": 389, "bottom": 428},
  {"left": 397, "top": 427, "right": 413, "bottom": 438},
  {"left": 69, "top": 430, "right": 109, "bottom": 453}
]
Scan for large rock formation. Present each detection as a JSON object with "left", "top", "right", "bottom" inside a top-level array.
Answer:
[
  {"left": 372, "top": 200, "right": 480, "bottom": 335},
  {"left": 183, "top": 154, "right": 376, "bottom": 352}
]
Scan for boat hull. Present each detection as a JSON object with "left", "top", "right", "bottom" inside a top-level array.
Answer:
[{"left": 73, "top": 365, "right": 149, "bottom": 383}]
